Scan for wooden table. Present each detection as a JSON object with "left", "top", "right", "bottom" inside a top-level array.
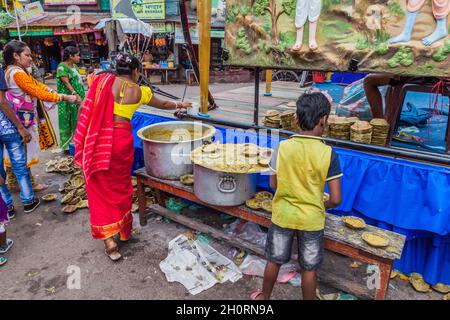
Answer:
[
  {"left": 143, "top": 66, "right": 179, "bottom": 84},
  {"left": 135, "top": 168, "right": 406, "bottom": 300}
]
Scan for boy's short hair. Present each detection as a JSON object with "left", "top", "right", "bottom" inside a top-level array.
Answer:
[{"left": 296, "top": 92, "right": 331, "bottom": 131}]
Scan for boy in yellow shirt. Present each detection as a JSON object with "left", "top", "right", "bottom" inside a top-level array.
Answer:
[{"left": 252, "top": 92, "right": 342, "bottom": 300}]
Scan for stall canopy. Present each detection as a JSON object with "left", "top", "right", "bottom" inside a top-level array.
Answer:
[
  {"left": 95, "top": 18, "right": 153, "bottom": 52},
  {"left": 8, "top": 13, "right": 109, "bottom": 35},
  {"left": 9, "top": 13, "right": 108, "bottom": 28},
  {"left": 95, "top": 18, "right": 153, "bottom": 37}
]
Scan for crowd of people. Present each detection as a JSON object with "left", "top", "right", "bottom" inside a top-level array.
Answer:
[
  {"left": 0, "top": 40, "right": 190, "bottom": 266},
  {"left": 0, "top": 40, "right": 344, "bottom": 301}
]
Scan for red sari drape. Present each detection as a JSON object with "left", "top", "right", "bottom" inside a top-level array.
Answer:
[{"left": 73, "top": 74, "right": 133, "bottom": 240}]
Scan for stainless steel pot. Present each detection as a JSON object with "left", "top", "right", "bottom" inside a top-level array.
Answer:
[
  {"left": 193, "top": 164, "right": 258, "bottom": 206},
  {"left": 137, "top": 121, "right": 216, "bottom": 180}
]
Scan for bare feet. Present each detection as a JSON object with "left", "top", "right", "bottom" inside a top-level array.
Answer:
[
  {"left": 250, "top": 290, "right": 265, "bottom": 300},
  {"left": 309, "top": 40, "right": 319, "bottom": 51},
  {"left": 292, "top": 43, "right": 303, "bottom": 51}
]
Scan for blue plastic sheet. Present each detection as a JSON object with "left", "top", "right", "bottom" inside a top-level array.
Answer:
[{"left": 131, "top": 111, "right": 450, "bottom": 285}]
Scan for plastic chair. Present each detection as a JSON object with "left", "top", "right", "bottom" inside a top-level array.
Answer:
[{"left": 185, "top": 69, "right": 197, "bottom": 85}]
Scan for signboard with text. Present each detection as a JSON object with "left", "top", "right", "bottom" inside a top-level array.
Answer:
[
  {"left": 44, "top": 0, "right": 97, "bottom": 5},
  {"left": 112, "top": 0, "right": 165, "bottom": 20},
  {"left": 16, "top": 1, "right": 47, "bottom": 24}
]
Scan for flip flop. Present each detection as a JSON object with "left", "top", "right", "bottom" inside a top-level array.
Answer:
[
  {"left": 250, "top": 289, "right": 264, "bottom": 300},
  {"left": 105, "top": 244, "right": 122, "bottom": 262},
  {"left": 0, "top": 239, "right": 14, "bottom": 254},
  {"left": 0, "top": 257, "right": 7, "bottom": 266}
]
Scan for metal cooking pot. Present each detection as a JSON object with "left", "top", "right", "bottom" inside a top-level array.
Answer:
[
  {"left": 193, "top": 164, "right": 258, "bottom": 206},
  {"left": 137, "top": 121, "right": 216, "bottom": 180}
]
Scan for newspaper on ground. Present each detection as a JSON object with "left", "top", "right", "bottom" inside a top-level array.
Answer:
[{"left": 159, "top": 233, "right": 243, "bottom": 295}]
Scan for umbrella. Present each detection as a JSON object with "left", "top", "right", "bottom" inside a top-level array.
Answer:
[{"left": 95, "top": 18, "right": 153, "bottom": 37}]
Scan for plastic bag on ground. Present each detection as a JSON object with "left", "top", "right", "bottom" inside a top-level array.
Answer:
[
  {"left": 239, "top": 254, "right": 299, "bottom": 284},
  {"left": 224, "top": 220, "right": 267, "bottom": 247}
]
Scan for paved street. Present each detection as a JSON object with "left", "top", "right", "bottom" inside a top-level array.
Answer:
[{"left": 0, "top": 83, "right": 443, "bottom": 300}]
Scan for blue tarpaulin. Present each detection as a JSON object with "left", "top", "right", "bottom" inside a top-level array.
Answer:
[{"left": 131, "top": 111, "right": 450, "bottom": 285}]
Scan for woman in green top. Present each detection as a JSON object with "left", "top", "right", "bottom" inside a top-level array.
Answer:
[{"left": 56, "top": 46, "right": 84, "bottom": 151}]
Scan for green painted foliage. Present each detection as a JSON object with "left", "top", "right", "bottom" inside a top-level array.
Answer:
[
  {"left": 389, "top": 1, "right": 405, "bottom": 18},
  {"left": 355, "top": 35, "right": 369, "bottom": 50},
  {"left": 226, "top": 4, "right": 240, "bottom": 23},
  {"left": 254, "top": 0, "right": 270, "bottom": 16},
  {"left": 433, "top": 48, "right": 447, "bottom": 62},
  {"left": 388, "top": 47, "right": 414, "bottom": 68},
  {"left": 236, "top": 28, "right": 253, "bottom": 55},
  {"left": 282, "top": 0, "right": 296, "bottom": 17},
  {"left": 240, "top": 5, "right": 251, "bottom": 17},
  {"left": 375, "top": 42, "right": 389, "bottom": 55}
]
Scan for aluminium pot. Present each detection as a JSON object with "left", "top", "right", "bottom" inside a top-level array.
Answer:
[
  {"left": 193, "top": 164, "right": 258, "bottom": 206},
  {"left": 137, "top": 121, "right": 216, "bottom": 180}
]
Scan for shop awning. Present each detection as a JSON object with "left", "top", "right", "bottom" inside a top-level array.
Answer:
[
  {"left": 95, "top": 18, "right": 153, "bottom": 37},
  {"left": 8, "top": 13, "right": 109, "bottom": 29}
]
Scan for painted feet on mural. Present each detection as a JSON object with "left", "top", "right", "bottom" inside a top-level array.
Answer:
[
  {"left": 309, "top": 39, "right": 319, "bottom": 51},
  {"left": 292, "top": 42, "right": 303, "bottom": 51},
  {"left": 422, "top": 19, "right": 448, "bottom": 46},
  {"left": 389, "top": 32, "right": 413, "bottom": 44},
  {"left": 389, "top": 11, "right": 418, "bottom": 44}
]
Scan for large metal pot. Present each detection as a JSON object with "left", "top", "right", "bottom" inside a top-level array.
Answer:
[
  {"left": 193, "top": 164, "right": 258, "bottom": 206},
  {"left": 137, "top": 121, "right": 216, "bottom": 180}
]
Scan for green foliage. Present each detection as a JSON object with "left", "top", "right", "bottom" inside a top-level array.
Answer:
[
  {"left": 355, "top": 35, "right": 369, "bottom": 50},
  {"left": 432, "top": 48, "right": 447, "bottom": 62},
  {"left": 387, "top": 47, "right": 414, "bottom": 68},
  {"left": 279, "top": 32, "right": 296, "bottom": 46},
  {"left": 0, "top": 10, "right": 13, "bottom": 30},
  {"left": 226, "top": 4, "right": 240, "bottom": 23},
  {"left": 262, "top": 15, "right": 272, "bottom": 37},
  {"left": 388, "top": 1, "right": 405, "bottom": 18},
  {"left": 236, "top": 28, "right": 252, "bottom": 55},
  {"left": 254, "top": 0, "right": 270, "bottom": 16},
  {"left": 375, "top": 42, "right": 389, "bottom": 55},
  {"left": 444, "top": 40, "right": 450, "bottom": 54},
  {"left": 240, "top": 5, "right": 251, "bottom": 17},
  {"left": 282, "top": 0, "right": 296, "bottom": 17},
  {"left": 375, "top": 30, "right": 391, "bottom": 44},
  {"left": 257, "top": 39, "right": 272, "bottom": 54},
  {"left": 322, "top": 0, "right": 341, "bottom": 11}
]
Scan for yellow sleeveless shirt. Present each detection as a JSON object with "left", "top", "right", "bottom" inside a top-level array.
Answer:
[
  {"left": 113, "top": 84, "right": 153, "bottom": 120},
  {"left": 271, "top": 135, "right": 332, "bottom": 231}
]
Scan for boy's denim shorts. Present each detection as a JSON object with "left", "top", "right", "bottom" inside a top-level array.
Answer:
[{"left": 265, "top": 223, "right": 324, "bottom": 271}]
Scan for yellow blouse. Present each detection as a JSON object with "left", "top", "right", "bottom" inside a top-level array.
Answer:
[{"left": 113, "top": 85, "right": 153, "bottom": 120}]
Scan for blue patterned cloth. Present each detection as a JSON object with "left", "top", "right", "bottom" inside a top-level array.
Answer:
[{"left": 0, "top": 67, "right": 18, "bottom": 136}]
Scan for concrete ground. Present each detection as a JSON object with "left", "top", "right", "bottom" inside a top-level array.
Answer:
[{"left": 0, "top": 82, "right": 445, "bottom": 300}]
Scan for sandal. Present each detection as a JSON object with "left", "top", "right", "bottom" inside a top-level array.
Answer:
[
  {"left": 0, "top": 239, "right": 14, "bottom": 254},
  {"left": 105, "top": 243, "right": 122, "bottom": 261},
  {"left": 250, "top": 289, "right": 264, "bottom": 300},
  {"left": 0, "top": 257, "right": 7, "bottom": 266}
]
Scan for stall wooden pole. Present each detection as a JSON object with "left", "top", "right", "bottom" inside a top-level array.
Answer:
[
  {"left": 198, "top": 0, "right": 212, "bottom": 116},
  {"left": 264, "top": 69, "right": 273, "bottom": 96}
]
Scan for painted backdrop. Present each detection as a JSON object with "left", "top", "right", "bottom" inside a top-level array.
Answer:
[{"left": 224, "top": 0, "right": 450, "bottom": 76}]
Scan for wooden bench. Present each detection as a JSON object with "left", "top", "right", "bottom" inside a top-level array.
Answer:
[{"left": 135, "top": 168, "right": 406, "bottom": 300}]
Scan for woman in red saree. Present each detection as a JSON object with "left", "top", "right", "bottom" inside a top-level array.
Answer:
[{"left": 74, "top": 54, "right": 191, "bottom": 261}]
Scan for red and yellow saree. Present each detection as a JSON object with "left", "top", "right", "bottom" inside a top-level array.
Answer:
[{"left": 73, "top": 74, "right": 133, "bottom": 241}]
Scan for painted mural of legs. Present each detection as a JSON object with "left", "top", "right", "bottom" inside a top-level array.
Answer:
[
  {"left": 309, "top": 20, "right": 319, "bottom": 51},
  {"left": 389, "top": 10, "right": 419, "bottom": 44},
  {"left": 422, "top": 17, "right": 448, "bottom": 45},
  {"left": 293, "top": 27, "right": 305, "bottom": 51}
]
